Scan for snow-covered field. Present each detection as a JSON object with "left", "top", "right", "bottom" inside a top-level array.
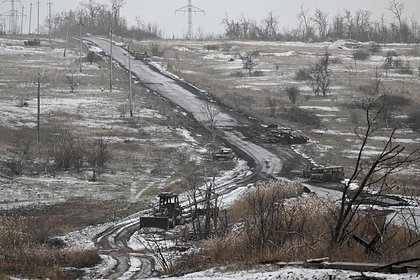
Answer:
[{"left": 1, "top": 36, "right": 420, "bottom": 279}]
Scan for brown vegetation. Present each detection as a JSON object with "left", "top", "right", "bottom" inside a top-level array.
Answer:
[
  {"left": 171, "top": 181, "right": 420, "bottom": 274},
  {"left": 0, "top": 216, "right": 100, "bottom": 279}
]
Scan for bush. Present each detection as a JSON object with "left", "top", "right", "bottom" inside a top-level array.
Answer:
[
  {"left": 230, "top": 71, "right": 245, "bottom": 77},
  {"left": 284, "top": 107, "right": 321, "bottom": 127},
  {"left": 204, "top": 44, "right": 219, "bottom": 51},
  {"left": 294, "top": 68, "right": 311, "bottom": 80},
  {"left": 378, "top": 94, "right": 411, "bottom": 108},
  {"left": 48, "top": 129, "right": 85, "bottom": 171},
  {"left": 386, "top": 50, "right": 399, "bottom": 57},
  {"left": 0, "top": 216, "right": 101, "bottom": 279},
  {"left": 353, "top": 49, "right": 370, "bottom": 60},
  {"left": 367, "top": 42, "right": 381, "bottom": 53},
  {"left": 149, "top": 43, "right": 164, "bottom": 56},
  {"left": 85, "top": 51, "right": 102, "bottom": 64},
  {"left": 396, "top": 62, "right": 413, "bottom": 75},
  {"left": 252, "top": 70, "right": 264, "bottom": 76},
  {"left": 286, "top": 86, "right": 299, "bottom": 105},
  {"left": 407, "top": 111, "right": 420, "bottom": 131}
]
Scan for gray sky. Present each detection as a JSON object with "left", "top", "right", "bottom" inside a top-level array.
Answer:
[{"left": 1, "top": 0, "right": 420, "bottom": 37}]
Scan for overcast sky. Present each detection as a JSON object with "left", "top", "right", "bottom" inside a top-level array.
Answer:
[{"left": 1, "top": 0, "right": 420, "bottom": 37}]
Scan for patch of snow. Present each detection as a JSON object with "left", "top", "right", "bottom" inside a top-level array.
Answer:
[
  {"left": 260, "top": 51, "right": 296, "bottom": 57},
  {"left": 148, "top": 266, "right": 418, "bottom": 280},
  {"left": 203, "top": 53, "right": 234, "bottom": 60},
  {"left": 174, "top": 46, "right": 191, "bottom": 52},
  {"left": 311, "top": 129, "right": 354, "bottom": 136},
  {"left": 299, "top": 106, "right": 341, "bottom": 112},
  {"left": 175, "top": 127, "right": 198, "bottom": 143}
]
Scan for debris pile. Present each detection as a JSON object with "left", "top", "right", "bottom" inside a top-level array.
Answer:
[{"left": 255, "top": 124, "right": 308, "bottom": 145}]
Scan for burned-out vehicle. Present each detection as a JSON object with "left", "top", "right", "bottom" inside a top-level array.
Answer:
[
  {"left": 24, "top": 39, "right": 40, "bottom": 46},
  {"left": 303, "top": 165, "right": 345, "bottom": 183},
  {"left": 213, "top": 147, "right": 235, "bottom": 161}
]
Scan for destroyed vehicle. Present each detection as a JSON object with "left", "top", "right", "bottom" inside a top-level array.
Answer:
[
  {"left": 213, "top": 147, "right": 235, "bottom": 160},
  {"left": 256, "top": 124, "right": 308, "bottom": 145},
  {"left": 133, "top": 51, "right": 151, "bottom": 61},
  {"left": 303, "top": 165, "right": 345, "bottom": 183},
  {"left": 140, "top": 192, "right": 184, "bottom": 230},
  {"left": 24, "top": 39, "right": 40, "bottom": 46}
]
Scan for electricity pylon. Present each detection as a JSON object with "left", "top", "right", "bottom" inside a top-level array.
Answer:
[
  {"left": 2, "top": 0, "right": 22, "bottom": 34},
  {"left": 175, "top": 0, "right": 204, "bottom": 39}
]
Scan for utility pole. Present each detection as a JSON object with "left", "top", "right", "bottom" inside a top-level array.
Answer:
[
  {"left": 37, "top": 1, "right": 39, "bottom": 37},
  {"left": 28, "top": 2, "right": 32, "bottom": 34},
  {"left": 63, "top": 21, "right": 69, "bottom": 57},
  {"left": 79, "top": 19, "right": 83, "bottom": 72},
  {"left": 175, "top": 0, "right": 205, "bottom": 39},
  {"left": 20, "top": 5, "right": 23, "bottom": 35},
  {"left": 37, "top": 72, "right": 41, "bottom": 143},
  {"left": 128, "top": 48, "right": 133, "bottom": 117},
  {"left": 47, "top": 1, "right": 52, "bottom": 43},
  {"left": 109, "top": 1, "right": 114, "bottom": 93}
]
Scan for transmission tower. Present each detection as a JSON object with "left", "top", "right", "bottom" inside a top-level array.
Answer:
[
  {"left": 2, "top": 0, "right": 22, "bottom": 34},
  {"left": 175, "top": 0, "right": 204, "bottom": 39}
]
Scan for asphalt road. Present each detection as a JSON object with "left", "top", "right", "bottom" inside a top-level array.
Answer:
[
  {"left": 84, "top": 37, "right": 304, "bottom": 178},
  {"left": 83, "top": 37, "right": 309, "bottom": 279}
]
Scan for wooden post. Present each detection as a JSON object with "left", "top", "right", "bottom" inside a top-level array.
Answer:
[{"left": 37, "top": 73, "right": 40, "bottom": 143}]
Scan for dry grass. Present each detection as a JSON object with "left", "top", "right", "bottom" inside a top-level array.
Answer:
[
  {"left": 171, "top": 180, "right": 420, "bottom": 274},
  {"left": 0, "top": 215, "right": 100, "bottom": 279}
]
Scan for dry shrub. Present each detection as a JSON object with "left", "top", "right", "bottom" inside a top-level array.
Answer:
[
  {"left": 230, "top": 70, "right": 245, "bottom": 77},
  {"left": 253, "top": 70, "right": 264, "bottom": 77},
  {"left": 407, "top": 111, "right": 420, "bottom": 131},
  {"left": 353, "top": 49, "right": 370, "bottom": 60},
  {"left": 205, "top": 181, "right": 337, "bottom": 263},
  {"left": 173, "top": 180, "right": 420, "bottom": 273},
  {"left": 283, "top": 107, "right": 321, "bottom": 128},
  {"left": 0, "top": 216, "right": 100, "bottom": 279},
  {"left": 294, "top": 68, "right": 311, "bottom": 80},
  {"left": 204, "top": 44, "right": 220, "bottom": 51}
]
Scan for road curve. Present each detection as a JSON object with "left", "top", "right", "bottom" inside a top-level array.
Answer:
[
  {"left": 84, "top": 37, "right": 307, "bottom": 279},
  {"left": 85, "top": 37, "right": 291, "bottom": 177}
]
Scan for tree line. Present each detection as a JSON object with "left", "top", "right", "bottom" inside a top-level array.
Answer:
[
  {"left": 48, "top": 0, "right": 162, "bottom": 40},
  {"left": 222, "top": 1, "right": 419, "bottom": 43}
]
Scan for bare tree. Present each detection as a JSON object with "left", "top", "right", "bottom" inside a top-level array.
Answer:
[
  {"left": 309, "top": 51, "right": 332, "bottom": 96},
  {"left": 201, "top": 103, "right": 220, "bottom": 145},
  {"left": 331, "top": 14, "right": 345, "bottom": 38},
  {"left": 187, "top": 178, "right": 224, "bottom": 240},
  {"left": 262, "top": 11, "right": 278, "bottom": 40},
  {"left": 297, "top": 4, "right": 314, "bottom": 41},
  {"left": 333, "top": 96, "right": 420, "bottom": 245},
  {"left": 388, "top": 0, "right": 404, "bottom": 42},
  {"left": 240, "top": 51, "right": 259, "bottom": 77},
  {"left": 86, "top": 137, "right": 110, "bottom": 181},
  {"left": 312, "top": 8, "right": 328, "bottom": 40},
  {"left": 65, "top": 74, "right": 79, "bottom": 93}
]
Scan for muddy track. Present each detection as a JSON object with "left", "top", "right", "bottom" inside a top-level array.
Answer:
[
  {"left": 85, "top": 37, "right": 308, "bottom": 279},
  {"left": 90, "top": 165, "right": 259, "bottom": 279}
]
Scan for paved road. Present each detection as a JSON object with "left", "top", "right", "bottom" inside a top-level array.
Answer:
[
  {"left": 84, "top": 37, "right": 308, "bottom": 279},
  {"left": 84, "top": 37, "right": 300, "bottom": 178}
]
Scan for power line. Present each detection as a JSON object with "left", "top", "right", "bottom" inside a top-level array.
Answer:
[{"left": 175, "top": 0, "right": 205, "bottom": 39}]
